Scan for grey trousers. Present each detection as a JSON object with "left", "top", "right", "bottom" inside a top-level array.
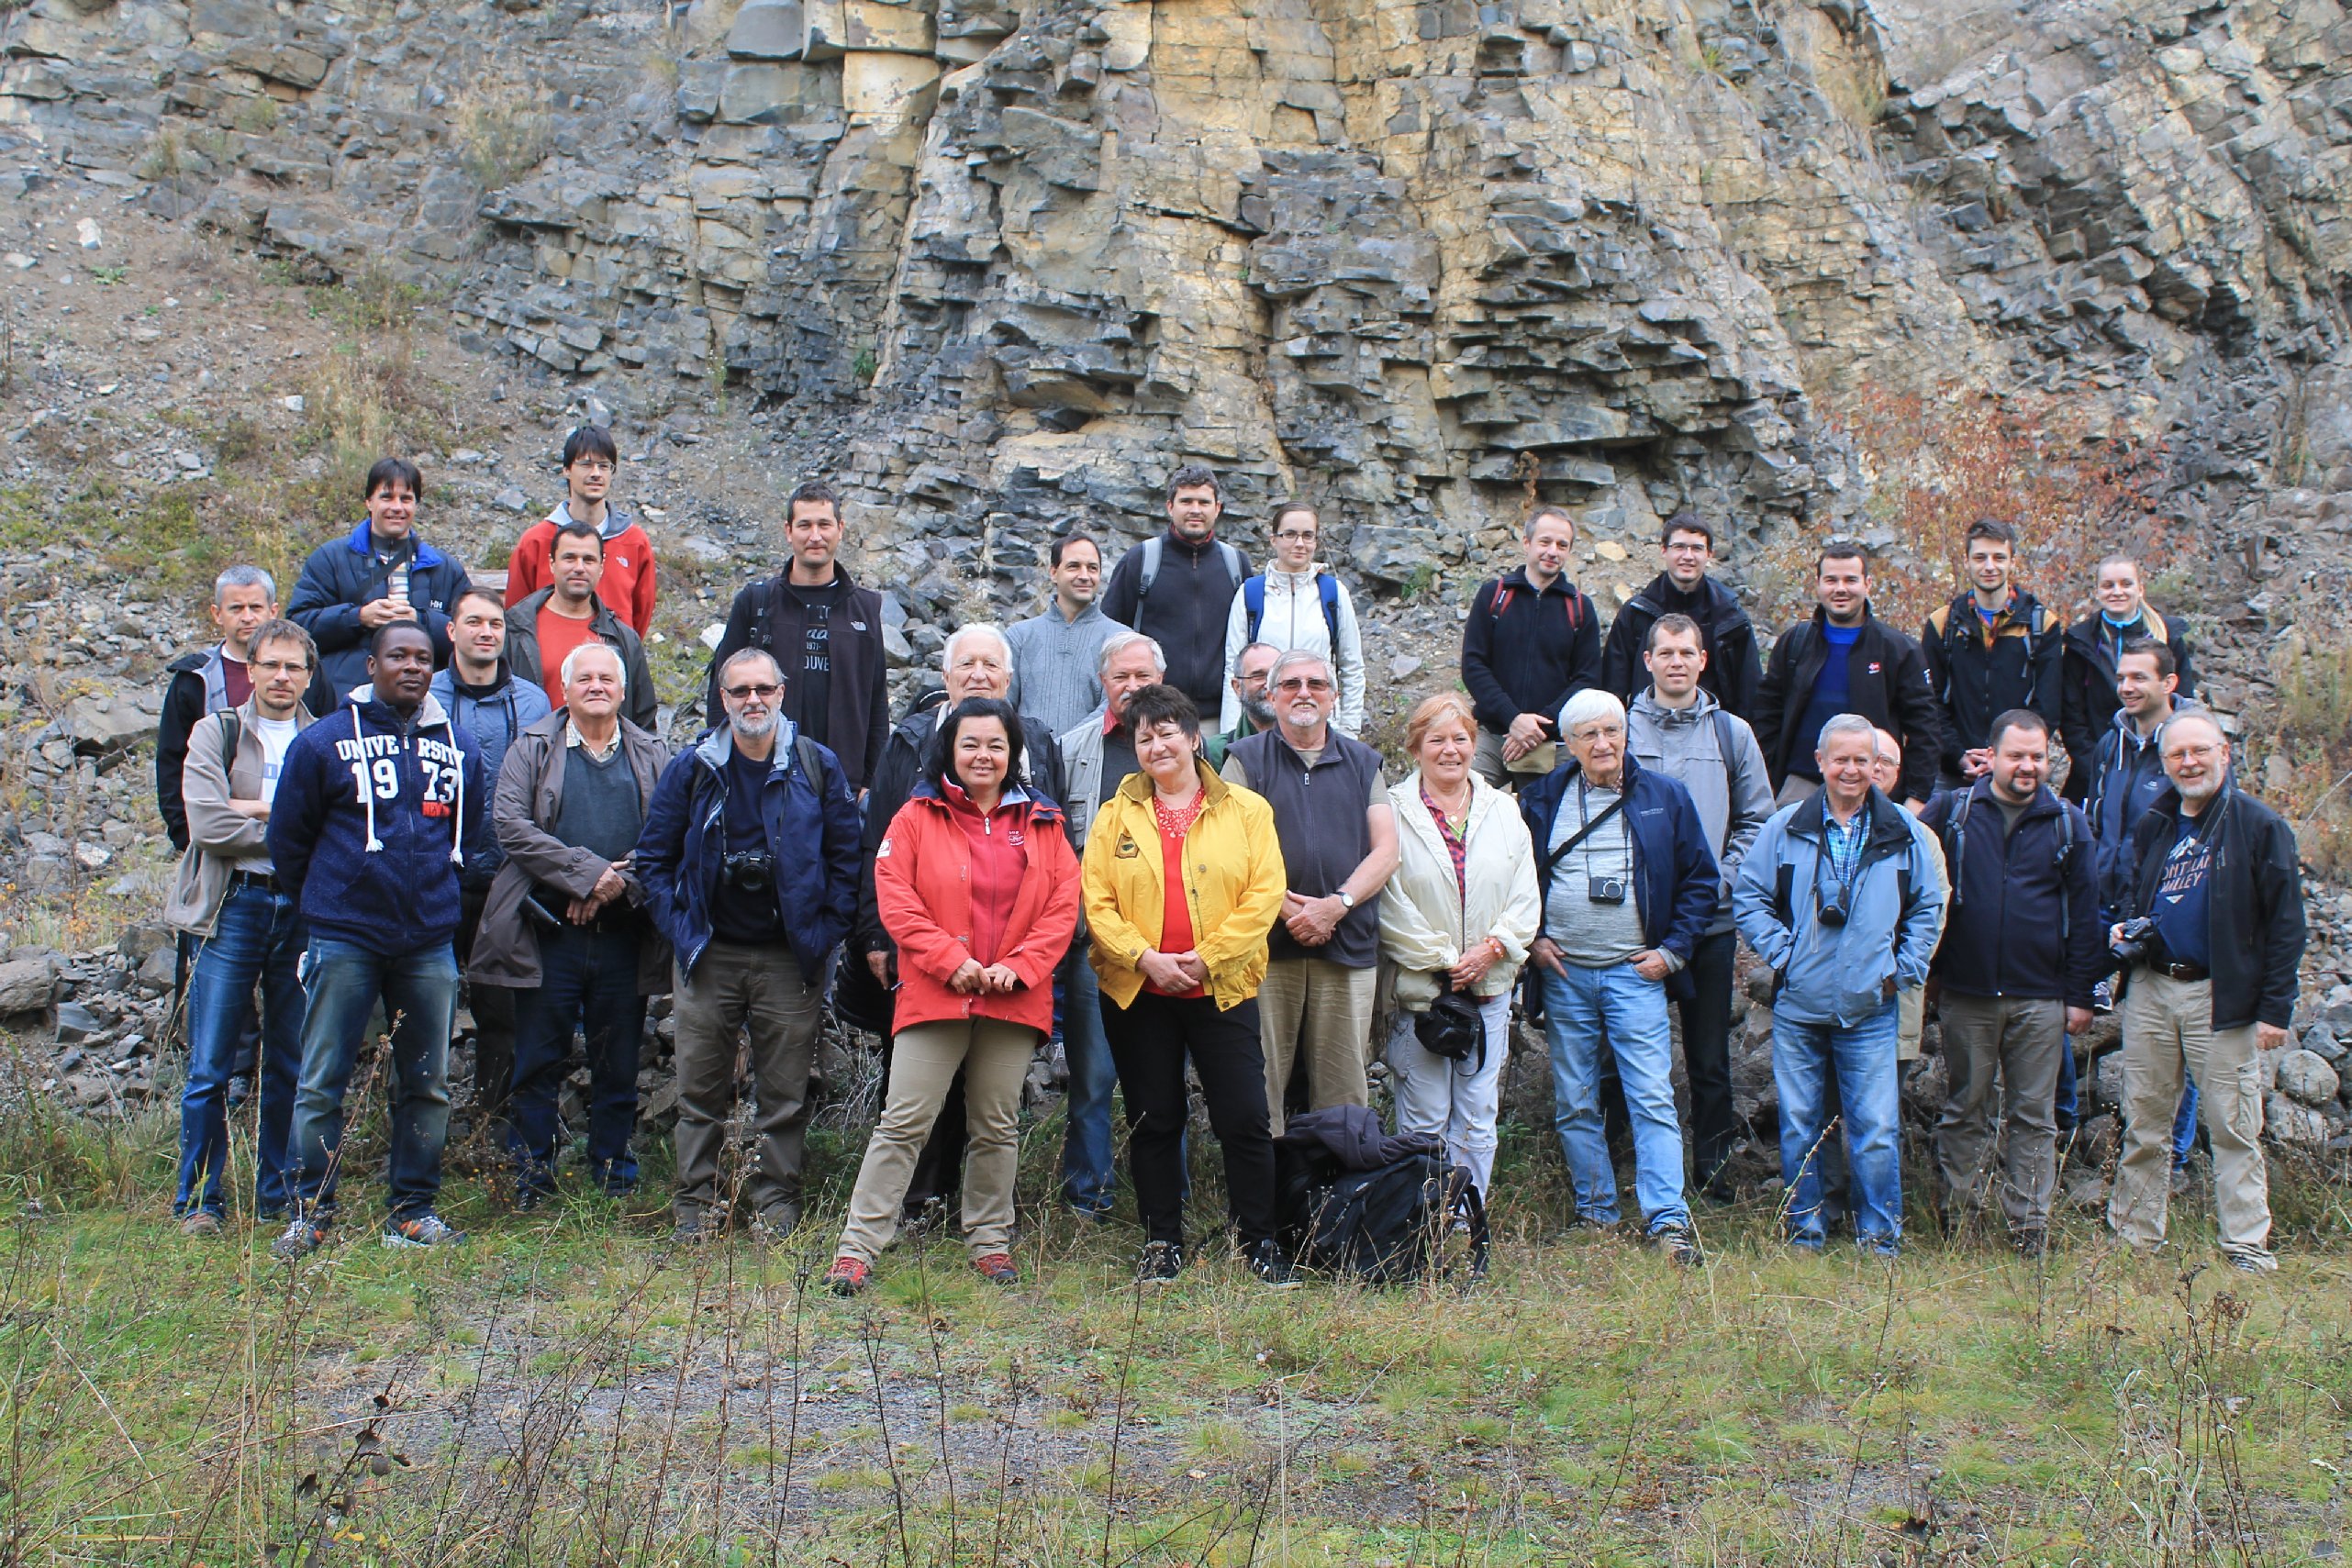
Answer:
[
  {"left": 1934, "top": 992, "right": 2064, "bottom": 1229},
  {"left": 671, "top": 940, "right": 822, "bottom": 1225}
]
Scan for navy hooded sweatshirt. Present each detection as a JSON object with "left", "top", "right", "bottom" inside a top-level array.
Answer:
[{"left": 267, "top": 688, "right": 487, "bottom": 955}]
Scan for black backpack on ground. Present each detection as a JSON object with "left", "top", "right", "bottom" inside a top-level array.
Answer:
[{"left": 1275, "top": 1144, "right": 1488, "bottom": 1284}]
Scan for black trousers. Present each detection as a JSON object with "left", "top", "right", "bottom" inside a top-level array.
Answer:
[
  {"left": 1102, "top": 990, "right": 1275, "bottom": 1248},
  {"left": 455, "top": 886, "right": 517, "bottom": 1124},
  {"left": 1678, "top": 929, "right": 1739, "bottom": 1187}
]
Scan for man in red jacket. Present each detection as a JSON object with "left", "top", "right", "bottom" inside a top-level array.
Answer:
[{"left": 505, "top": 427, "right": 659, "bottom": 635}]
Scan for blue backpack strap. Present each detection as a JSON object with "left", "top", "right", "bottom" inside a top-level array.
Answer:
[
  {"left": 1244, "top": 574, "right": 1265, "bottom": 642},
  {"left": 1318, "top": 572, "right": 1340, "bottom": 645}
]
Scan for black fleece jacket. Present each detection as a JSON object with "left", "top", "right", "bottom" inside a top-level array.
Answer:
[
  {"left": 1753, "top": 606, "right": 1945, "bottom": 803},
  {"left": 2119, "top": 784, "right": 2304, "bottom": 1032}
]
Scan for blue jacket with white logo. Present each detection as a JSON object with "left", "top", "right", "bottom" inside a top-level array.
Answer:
[
  {"left": 266, "top": 690, "right": 487, "bottom": 954},
  {"left": 286, "top": 521, "right": 471, "bottom": 697}
]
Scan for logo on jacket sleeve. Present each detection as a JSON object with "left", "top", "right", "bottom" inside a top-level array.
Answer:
[
  {"left": 876, "top": 836, "right": 893, "bottom": 859},
  {"left": 1867, "top": 662, "right": 1882, "bottom": 674}
]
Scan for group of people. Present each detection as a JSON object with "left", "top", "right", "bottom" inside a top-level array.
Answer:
[{"left": 153, "top": 448, "right": 2306, "bottom": 1284}]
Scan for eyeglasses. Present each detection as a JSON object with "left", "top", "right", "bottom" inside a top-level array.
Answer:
[
  {"left": 1275, "top": 677, "right": 1333, "bottom": 693},
  {"left": 723, "top": 683, "right": 782, "bottom": 700},
  {"left": 1273, "top": 529, "right": 1318, "bottom": 542},
  {"left": 570, "top": 461, "right": 614, "bottom": 475}
]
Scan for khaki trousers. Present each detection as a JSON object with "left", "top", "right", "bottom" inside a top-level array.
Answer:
[
  {"left": 1257, "top": 957, "right": 1376, "bottom": 1135},
  {"left": 2107, "top": 971, "right": 2271, "bottom": 1252},
  {"left": 837, "top": 1018, "right": 1040, "bottom": 1262},
  {"left": 671, "top": 941, "right": 821, "bottom": 1225},
  {"left": 1934, "top": 993, "right": 2064, "bottom": 1229},
  {"left": 1473, "top": 728, "right": 1555, "bottom": 790}
]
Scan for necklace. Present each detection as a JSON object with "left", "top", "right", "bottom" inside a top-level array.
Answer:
[{"left": 1153, "top": 791, "right": 1206, "bottom": 838}]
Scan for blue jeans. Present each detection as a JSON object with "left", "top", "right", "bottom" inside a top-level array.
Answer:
[
  {"left": 2172, "top": 1076, "right": 2201, "bottom": 1169},
  {"left": 507, "top": 924, "right": 647, "bottom": 1195},
  {"left": 1773, "top": 1003, "right": 1903, "bottom": 1251},
  {"left": 1059, "top": 948, "right": 1117, "bottom": 1215},
  {"left": 285, "top": 937, "right": 459, "bottom": 1224},
  {"left": 1541, "top": 963, "right": 1689, "bottom": 1232},
  {"left": 2054, "top": 1029, "right": 2080, "bottom": 1130},
  {"left": 176, "top": 884, "right": 306, "bottom": 1218}
]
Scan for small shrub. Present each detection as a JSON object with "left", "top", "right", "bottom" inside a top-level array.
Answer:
[{"left": 453, "top": 87, "right": 552, "bottom": 190}]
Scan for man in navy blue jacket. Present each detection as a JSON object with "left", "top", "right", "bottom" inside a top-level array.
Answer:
[
  {"left": 285, "top": 458, "right": 471, "bottom": 698},
  {"left": 266, "top": 623, "right": 486, "bottom": 1256},
  {"left": 635, "top": 648, "right": 862, "bottom": 1242},
  {"left": 1521, "top": 689, "right": 1718, "bottom": 1264},
  {"left": 1917, "top": 709, "right": 2100, "bottom": 1255}
]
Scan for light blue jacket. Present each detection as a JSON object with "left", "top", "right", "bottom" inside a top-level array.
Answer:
[{"left": 1733, "top": 789, "right": 1945, "bottom": 1028}]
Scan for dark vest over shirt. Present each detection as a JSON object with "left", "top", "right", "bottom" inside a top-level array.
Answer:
[{"left": 1229, "top": 728, "right": 1383, "bottom": 968}]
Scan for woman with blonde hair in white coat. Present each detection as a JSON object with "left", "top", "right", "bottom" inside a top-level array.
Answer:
[{"left": 1379, "top": 692, "right": 1541, "bottom": 1197}]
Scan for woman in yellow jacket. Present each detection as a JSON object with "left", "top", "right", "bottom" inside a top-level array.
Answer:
[{"left": 1082, "top": 684, "right": 1292, "bottom": 1286}]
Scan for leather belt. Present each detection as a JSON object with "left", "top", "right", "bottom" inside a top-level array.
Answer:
[
  {"left": 228, "top": 869, "right": 284, "bottom": 895},
  {"left": 2150, "top": 960, "right": 2210, "bottom": 983}
]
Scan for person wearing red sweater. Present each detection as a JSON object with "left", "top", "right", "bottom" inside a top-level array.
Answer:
[
  {"left": 504, "top": 427, "right": 658, "bottom": 635},
  {"left": 825, "top": 696, "right": 1080, "bottom": 1294}
]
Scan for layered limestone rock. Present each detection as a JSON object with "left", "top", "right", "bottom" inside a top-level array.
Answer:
[{"left": 6, "top": 0, "right": 2349, "bottom": 611}]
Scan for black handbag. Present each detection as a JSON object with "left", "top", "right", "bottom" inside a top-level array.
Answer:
[{"left": 1413, "top": 975, "right": 1486, "bottom": 1067}]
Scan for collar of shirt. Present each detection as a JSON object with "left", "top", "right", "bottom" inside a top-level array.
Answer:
[
  {"left": 567, "top": 719, "right": 621, "bottom": 762},
  {"left": 1102, "top": 706, "right": 1126, "bottom": 739}
]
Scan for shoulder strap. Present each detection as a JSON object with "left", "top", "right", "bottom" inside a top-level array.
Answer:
[
  {"left": 1243, "top": 575, "right": 1265, "bottom": 642},
  {"left": 793, "top": 734, "right": 824, "bottom": 792},
  {"left": 218, "top": 709, "right": 243, "bottom": 776},
  {"left": 1219, "top": 540, "right": 1243, "bottom": 584},
  {"left": 1319, "top": 572, "right": 1340, "bottom": 644},
  {"left": 1542, "top": 790, "right": 1628, "bottom": 873},
  {"left": 1138, "top": 536, "right": 1164, "bottom": 599},
  {"left": 1711, "top": 709, "right": 1737, "bottom": 794}
]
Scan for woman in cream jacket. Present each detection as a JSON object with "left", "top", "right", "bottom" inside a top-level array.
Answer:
[{"left": 1379, "top": 693, "right": 1542, "bottom": 1197}]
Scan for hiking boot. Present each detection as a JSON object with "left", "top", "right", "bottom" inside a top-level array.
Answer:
[
  {"left": 2222, "top": 1244, "right": 2279, "bottom": 1274},
  {"left": 178, "top": 1210, "right": 222, "bottom": 1239},
  {"left": 383, "top": 1213, "right": 466, "bottom": 1250},
  {"left": 2011, "top": 1227, "right": 2049, "bottom": 1261},
  {"left": 972, "top": 1252, "right": 1018, "bottom": 1287},
  {"left": 1651, "top": 1222, "right": 1703, "bottom": 1267},
  {"left": 750, "top": 1205, "right": 801, "bottom": 1243},
  {"left": 1136, "top": 1240, "right": 1185, "bottom": 1284},
  {"left": 271, "top": 1216, "right": 327, "bottom": 1260},
  {"left": 670, "top": 1212, "right": 717, "bottom": 1246},
  {"left": 1247, "top": 1239, "right": 1299, "bottom": 1289},
  {"left": 825, "top": 1256, "right": 871, "bottom": 1296}
]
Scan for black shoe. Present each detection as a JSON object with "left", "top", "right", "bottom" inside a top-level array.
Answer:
[
  {"left": 1248, "top": 1238, "right": 1299, "bottom": 1289},
  {"left": 2011, "top": 1228, "right": 2048, "bottom": 1260},
  {"left": 1651, "top": 1222, "right": 1703, "bottom": 1267},
  {"left": 1699, "top": 1178, "right": 1738, "bottom": 1207},
  {"left": 1136, "top": 1240, "right": 1184, "bottom": 1284}
]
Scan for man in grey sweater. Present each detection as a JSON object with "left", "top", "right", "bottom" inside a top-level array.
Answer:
[
  {"left": 1624, "top": 612, "right": 1774, "bottom": 1200},
  {"left": 1008, "top": 533, "right": 1131, "bottom": 738}
]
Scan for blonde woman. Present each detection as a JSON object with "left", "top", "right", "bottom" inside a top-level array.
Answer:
[{"left": 1378, "top": 693, "right": 1540, "bottom": 1198}]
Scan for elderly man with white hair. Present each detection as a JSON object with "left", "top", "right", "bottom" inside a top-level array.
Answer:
[
  {"left": 1734, "top": 714, "right": 1945, "bottom": 1257},
  {"left": 853, "top": 622, "right": 1070, "bottom": 1227},
  {"left": 1520, "top": 688, "right": 1721, "bottom": 1265}
]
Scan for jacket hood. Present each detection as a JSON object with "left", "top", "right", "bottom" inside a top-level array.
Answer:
[
  {"left": 432, "top": 655, "right": 523, "bottom": 695},
  {"left": 1629, "top": 686, "right": 1722, "bottom": 728},
  {"left": 343, "top": 519, "right": 447, "bottom": 570},
  {"left": 1112, "top": 755, "right": 1232, "bottom": 806},
  {"left": 1633, "top": 571, "right": 1750, "bottom": 628},
  {"left": 1786, "top": 784, "right": 1912, "bottom": 852},
  {"left": 542, "top": 498, "right": 635, "bottom": 539},
  {"left": 907, "top": 774, "right": 1065, "bottom": 828},
  {"left": 345, "top": 685, "right": 454, "bottom": 729},
  {"left": 692, "top": 717, "right": 804, "bottom": 773}
]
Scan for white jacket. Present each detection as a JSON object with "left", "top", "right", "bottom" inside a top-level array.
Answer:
[
  {"left": 1378, "top": 770, "right": 1542, "bottom": 1004},
  {"left": 1221, "top": 566, "right": 1366, "bottom": 735}
]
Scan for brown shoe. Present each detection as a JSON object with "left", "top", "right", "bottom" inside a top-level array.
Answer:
[{"left": 179, "top": 1211, "right": 222, "bottom": 1239}]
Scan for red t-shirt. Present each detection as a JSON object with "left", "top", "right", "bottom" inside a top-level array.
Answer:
[
  {"left": 220, "top": 654, "right": 252, "bottom": 708},
  {"left": 534, "top": 606, "right": 602, "bottom": 708},
  {"left": 1152, "top": 823, "right": 1206, "bottom": 998},
  {"left": 949, "top": 791, "right": 1027, "bottom": 966}
]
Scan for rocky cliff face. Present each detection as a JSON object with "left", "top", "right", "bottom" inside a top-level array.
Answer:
[{"left": 9, "top": 0, "right": 2351, "bottom": 610}]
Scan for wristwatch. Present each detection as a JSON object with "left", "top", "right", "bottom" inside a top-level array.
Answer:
[{"left": 1336, "top": 891, "right": 1356, "bottom": 911}]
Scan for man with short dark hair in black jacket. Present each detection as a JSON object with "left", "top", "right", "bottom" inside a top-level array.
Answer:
[
  {"left": 1460, "top": 506, "right": 1601, "bottom": 789},
  {"left": 1916, "top": 710, "right": 2099, "bottom": 1256},
  {"left": 1753, "top": 541, "right": 1943, "bottom": 807},
  {"left": 1919, "top": 518, "right": 2065, "bottom": 791},
  {"left": 1098, "top": 465, "right": 1251, "bottom": 713},
  {"left": 2105, "top": 711, "right": 2303, "bottom": 1273},
  {"left": 1599, "top": 512, "right": 1761, "bottom": 721}
]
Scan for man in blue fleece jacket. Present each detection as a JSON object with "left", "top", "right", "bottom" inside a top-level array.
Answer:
[{"left": 266, "top": 623, "right": 487, "bottom": 1255}]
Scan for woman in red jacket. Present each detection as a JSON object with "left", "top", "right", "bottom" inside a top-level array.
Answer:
[{"left": 826, "top": 697, "right": 1080, "bottom": 1293}]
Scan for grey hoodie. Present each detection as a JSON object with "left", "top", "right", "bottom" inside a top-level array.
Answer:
[{"left": 1626, "top": 687, "right": 1775, "bottom": 933}]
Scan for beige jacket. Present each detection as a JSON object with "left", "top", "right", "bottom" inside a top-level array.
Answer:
[
  {"left": 1378, "top": 770, "right": 1541, "bottom": 1006},
  {"left": 163, "top": 698, "right": 316, "bottom": 937}
]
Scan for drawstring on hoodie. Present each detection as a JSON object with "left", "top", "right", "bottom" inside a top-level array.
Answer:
[
  {"left": 351, "top": 699, "right": 467, "bottom": 864},
  {"left": 352, "top": 706, "right": 383, "bottom": 852}
]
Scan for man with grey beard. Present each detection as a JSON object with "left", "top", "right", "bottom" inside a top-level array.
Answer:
[{"left": 1207, "top": 641, "right": 1280, "bottom": 767}]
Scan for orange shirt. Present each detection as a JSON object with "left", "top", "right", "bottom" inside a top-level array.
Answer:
[
  {"left": 533, "top": 605, "right": 602, "bottom": 708},
  {"left": 506, "top": 513, "right": 659, "bottom": 634}
]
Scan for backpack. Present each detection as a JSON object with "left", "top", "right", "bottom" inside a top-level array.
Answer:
[
  {"left": 1930, "top": 595, "right": 2056, "bottom": 708},
  {"left": 1137, "top": 535, "right": 1244, "bottom": 600},
  {"left": 1277, "top": 1148, "right": 1489, "bottom": 1284},
  {"left": 1930, "top": 787, "right": 2078, "bottom": 944},
  {"left": 1243, "top": 572, "right": 1340, "bottom": 648}
]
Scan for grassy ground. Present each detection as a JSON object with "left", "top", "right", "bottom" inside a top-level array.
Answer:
[{"left": 1, "top": 1059, "right": 2348, "bottom": 1568}]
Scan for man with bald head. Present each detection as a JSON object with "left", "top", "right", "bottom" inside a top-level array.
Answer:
[
  {"left": 1870, "top": 729, "right": 1947, "bottom": 1066},
  {"left": 2106, "top": 710, "right": 2304, "bottom": 1273}
]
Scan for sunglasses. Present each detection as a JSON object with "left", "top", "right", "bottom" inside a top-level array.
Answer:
[{"left": 723, "top": 683, "right": 783, "bottom": 700}]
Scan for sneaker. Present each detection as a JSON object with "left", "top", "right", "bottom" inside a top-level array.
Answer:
[
  {"left": 271, "top": 1216, "right": 327, "bottom": 1259},
  {"left": 2011, "top": 1228, "right": 2049, "bottom": 1260},
  {"left": 824, "top": 1256, "right": 871, "bottom": 1296},
  {"left": 1651, "top": 1222, "right": 1703, "bottom": 1267},
  {"left": 2091, "top": 978, "right": 2114, "bottom": 1014},
  {"left": 972, "top": 1252, "right": 1018, "bottom": 1287},
  {"left": 382, "top": 1214, "right": 465, "bottom": 1250},
  {"left": 1136, "top": 1240, "right": 1185, "bottom": 1284},
  {"left": 1247, "top": 1238, "right": 1299, "bottom": 1289},
  {"left": 2222, "top": 1245, "right": 2279, "bottom": 1274},
  {"left": 178, "top": 1211, "right": 222, "bottom": 1239},
  {"left": 225, "top": 1074, "right": 251, "bottom": 1109}
]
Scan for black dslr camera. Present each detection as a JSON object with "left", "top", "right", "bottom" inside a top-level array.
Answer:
[
  {"left": 1588, "top": 874, "right": 1627, "bottom": 905},
  {"left": 723, "top": 851, "right": 775, "bottom": 895},
  {"left": 1817, "top": 891, "right": 1850, "bottom": 928},
  {"left": 2110, "top": 916, "right": 2158, "bottom": 965}
]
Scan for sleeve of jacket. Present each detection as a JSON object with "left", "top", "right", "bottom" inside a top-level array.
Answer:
[
  {"left": 1377, "top": 833, "right": 1460, "bottom": 974},
  {"left": 1721, "top": 620, "right": 1764, "bottom": 722},
  {"left": 623, "top": 632, "right": 661, "bottom": 736},
  {"left": 861, "top": 638, "right": 888, "bottom": 793},
  {"left": 419, "top": 559, "right": 464, "bottom": 668},
  {"left": 2061, "top": 803, "right": 2103, "bottom": 1009},
  {"left": 1218, "top": 584, "right": 1250, "bottom": 734},
  {"left": 1660, "top": 785, "right": 1720, "bottom": 964},
  {"left": 1556, "top": 593, "right": 1603, "bottom": 718},
  {"left": 1720, "top": 718, "right": 1776, "bottom": 904},
  {"left": 287, "top": 546, "right": 365, "bottom": 656},
  {"left": 2170, "top": 627, "right": 2198, "bottom": 704},
  {"left": 263, "top": 731, "right": 329, "bottom": 902},
  {"left": 1731, "top": 815, "right": 1794, "bottom": 975},
  {"left": 2030, "top": 616, "right": 2067, "bottom": 733},
  {"left": 457, "top": 729, "right": 493, "bottom": 885},
  {"left": 495, "top": 739, "right": 607, "bottom": 897},
  {"left": 701, "top": 584, "right": 758, "bottom": 721},
  {"left": 1192, "top": 796, "right": 1288, "bottom": 972},
  {"left": 819, "top": 748, "right": 863, "bottom": 946},
  {"left": 856, "top": 737, "right": 918, "bottom": 956},
  {"left": 1598, "top": 610, "right": 1638, "bottom": 707},
  {"left": 2254, "top": 810, "right": 2306, "bottom": 1029},
  {"left": 504, "top": 528, "right": 546, "bottom": 608},
  {"left": 1459, "top": 581, "right": 1516, "bottom": 734},
  {"left": 631, "top": 751, "right": 696, "bottom": 952},
  {"left": 872, "top": 804, "right": 964, "bottom": 984},
  {"left": 182, "top": 712, "right": 269, "bottom": 858},
  {"left": 1098, "top": 545, "right": 1143, "bottom": 630},
  {"left": 1332, "top": 581, "right": 1367, "bottom": 736},
  {"left": 1493, "top": 816, "right": 1543, "bottom": 961},
  {"left": 2059, "top": 647, "right": 2096, "bottom": 775},
  {"left": 1890, "top": 638, "right": 1945, "bottom": 803},
  {"left": 1918, "top": 611, "right": 1963, "bottom": 775},
  {"left": 632, "top": 545, "right": 659, "bottom": 638},
  {"left": 1752, "top": 629, "right": 1791, "bottom": 784},
  {"left": 1000, "top": 821, "right": 1081, "bottom": 991},
  {"left": 155, "top": 671, "right": 203, "bottom": 852},
  {"left": 1893, "top": 826, "right": 1947, "bottom": 990},
  {"left": 1028, "top": 720, "right": 1068, "bottom": 810}
]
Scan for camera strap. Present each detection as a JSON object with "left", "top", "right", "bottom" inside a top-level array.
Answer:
[{"left": 1544, "top": 791, "right": 1627, "bottom": 874}]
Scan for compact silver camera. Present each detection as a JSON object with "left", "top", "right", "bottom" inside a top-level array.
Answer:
[{"left": 1588, "top": 875, "right": 1627, "bottom": 905}]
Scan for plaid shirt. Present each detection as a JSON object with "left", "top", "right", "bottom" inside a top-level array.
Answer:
[{"left": 1822, "top": 803, "right": 1869, "bottom": 896}]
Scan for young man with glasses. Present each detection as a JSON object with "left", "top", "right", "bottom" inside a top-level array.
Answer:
[
  {"left": 1219, "top": 501, "right": 1366, "bottom": 735},
  {"left": 504, "top": 426, "right": 659, "bottom": 635},
  {"left": 1600, "top": 513, "right": 1762, "bottom": 720}
]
